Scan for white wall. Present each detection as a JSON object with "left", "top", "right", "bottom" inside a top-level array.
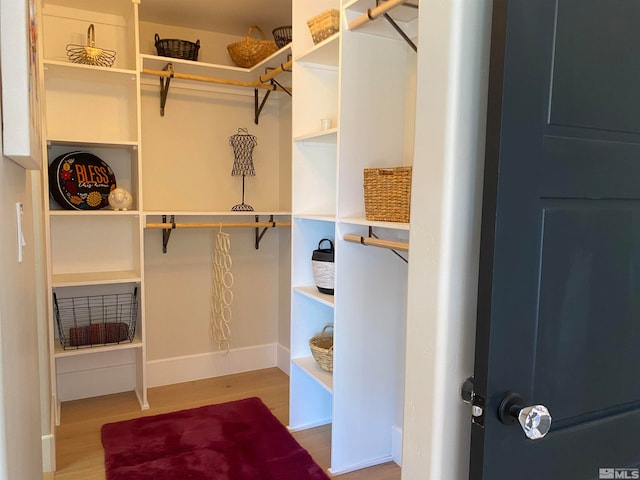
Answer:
[
  {"left": 403, "top": 1, "right": 492, "bottom": 479},
  {"left": 0, "top": 151, "right": 44, "bottom": 477}
]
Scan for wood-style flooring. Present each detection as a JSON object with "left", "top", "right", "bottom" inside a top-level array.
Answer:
[{"left": 53, "top": 367, "right": 401, "bottom": 480}]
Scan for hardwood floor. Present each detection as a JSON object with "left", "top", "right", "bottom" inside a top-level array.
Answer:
[{"left": 53, "top": 367, "right": 401, "bottom": 480}]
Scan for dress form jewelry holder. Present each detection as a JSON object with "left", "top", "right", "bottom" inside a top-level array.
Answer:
[{"left": 229, "top": 128, "right": 257, "bottom": 211}]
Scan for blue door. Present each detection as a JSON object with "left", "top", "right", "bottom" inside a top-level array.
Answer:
[{"left": 470, "top": 1, "right": 640, "bottom": 478}]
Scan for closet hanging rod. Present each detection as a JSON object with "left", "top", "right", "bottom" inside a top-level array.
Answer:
[
  {"left": 144, "top": 59, "right": 292, "bottom": 117},
  {"left": 146, "top": 221, "right": 292, "bottom": 229},
  {"left": 141, "top": 60, "right": 293, "bottom": 92},
  {"left": 348, "top": 0, "right": 418, "bottom": 52},
  {"left": 343, "top": 233, "right": 409, "bottom": 252},
  {"left": 148, "top": 215, "right": 291, "bottom": 253}
]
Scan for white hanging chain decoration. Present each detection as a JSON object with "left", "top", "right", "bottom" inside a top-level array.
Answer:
[{"left": 210, "top": 229, "right": 234, "bottom": 355}]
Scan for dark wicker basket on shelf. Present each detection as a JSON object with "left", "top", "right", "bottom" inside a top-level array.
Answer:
[
  {"left": 272, "top": 26, "right": 292, "bottom": 48},
  {"left": 154, "top": 33, "right": 200, "bottom": 61}
]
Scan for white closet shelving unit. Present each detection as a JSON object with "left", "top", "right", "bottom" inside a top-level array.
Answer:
[
  {"left": 39, "top": 0, "right": 145, "bottom": 424},
  {"left": 40, "top": 0, "right": 293, "bottom": 426},
  {"left": 290, "top": 0, "right": 418, "bottom": 474}
]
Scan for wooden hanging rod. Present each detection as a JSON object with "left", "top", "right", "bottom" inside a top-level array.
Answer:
[
  {"left": 146, "top": 221, "right": 292, "bottom": 229},
  {"left": 141, "top": 59, "right": 293, "bottom": 93},
  {"left": 348, "top": 0, "right": 415, "bottom": 31},
  {"left": 343, "top": 233, "right": 409, "bottom": 252}
]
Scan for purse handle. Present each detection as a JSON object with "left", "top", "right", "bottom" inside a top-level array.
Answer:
[{"left": 318, "top": 238, "right": 334, "bottom": 251}]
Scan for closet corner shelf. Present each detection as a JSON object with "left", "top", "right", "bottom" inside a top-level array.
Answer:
[
  {"left": 295, "top": 34, "right": 339, "bottom": 68},
  {"left": 43, "top": 59, "right": 137, "bottom": 82},
  {"left": 339, "top": 217, "right": 410, "bottom": 231},
  {"left": 293, "top": 128, "right": 338, "bottom": 144},
  {"left": 140, "top": 43, "right": 291, "bottom": 83},
  {"left": 293, "top": 286, "right": 335, "bottom": 307},
  {"left": 292, "top": 356, "right": 334, "bottom": 393},
  {"left": 51, "top": 270, "right": 141, "bottom": 288},
  {"left": 54, "top": 336, "right": 143, "bottom": 359},
  {"left": 344, "top": 0, "right": 419, "bottom": 41}
]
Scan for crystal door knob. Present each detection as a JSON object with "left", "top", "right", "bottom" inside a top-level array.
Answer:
[{"left": 498, "top": 392, "right": 552, "bottom": 439}]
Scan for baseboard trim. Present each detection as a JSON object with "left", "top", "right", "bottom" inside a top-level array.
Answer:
[
  {"left": 328, "top": 454, "right": 395, "bottom": 476},
  {"left": 147, "top": 344, "right": 278, "bottom": 388},
  {"left": 277, "top": 343, "right": 290, "bottom": 375},
  {"left": 392, "top": 424, "right": 403, "bottom": 466},
  {"left": 287, "top": 417, "right": 332, "bottom": 432},
  {"left": 41, "top": 433, "right": 55, "bottom": 473}
]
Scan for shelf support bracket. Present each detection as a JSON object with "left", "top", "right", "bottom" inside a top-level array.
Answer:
[
  {"left": 254, "top": 86, "right": 273, "bottom": 125},
  {"left": 383, "top": 13, "right": 417, "bottom": 52},
  {"left": 162, "top": 214, "right": 176, "bottom": 253},
  {"left": 159, "top": 63, "right": 174, "bottom": 116},
  {"left": 368, "top": 226, "right": 408, "bottom": 263},
  {"left": 255, "top": 215, "right": 276, "bottom": 250}
]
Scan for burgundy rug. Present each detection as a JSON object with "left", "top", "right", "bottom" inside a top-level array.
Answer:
[{"left": 101, "top": 397, "right": 330, "bottom": 480}]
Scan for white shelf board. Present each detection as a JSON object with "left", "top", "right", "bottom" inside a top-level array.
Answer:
[
  {"left": 43, "top": 60, "right": 137, "bottom": 83},
  {"left": 294, "top": 214, "right": 336, "bottom": 222},
  {"left": 140, "top": 44, "right": 292, "bottom": 83},
  {"left": 294, "top": 128, "right": 338, "bottom": 144},
  {"left": 292, "top": 356, "right": 334, "bottom": 393},
  {"left": 344, "top": 0, "right": 419, "bottom": 40},
  {"left": 296, "top": 35, "right": 339, "bottom": 67},
  {"left": 48, "top": 209, "right": 140, "bottom": 217},
  {"left": 46, "top": 138, "right": 139, "bottom": 150},
  {"left": 54, "top": 336, "right": 143, "bottom": 359},
  {"left": 293, "top": 286, "right": 335, "bottom": 307},
  {"left": 52, "top": 270, "right": 141, "bottom": 287},
  {"left": 338, "top": 217, "right": 410, "bottom": 231}
]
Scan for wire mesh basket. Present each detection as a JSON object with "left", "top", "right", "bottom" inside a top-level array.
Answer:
[
  {"left": 66, "top": 24, "right": 116, "bottom": 68},
  {"left": 54, "top": 288, "right": 138, "bottom": 350}
]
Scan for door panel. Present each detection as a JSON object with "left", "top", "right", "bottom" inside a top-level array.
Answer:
[
  {"left": 550, "top": 0, "right": 640, "bottom": 134},
  {"left": 470, "top": 0, "right": 640, "bottom": 478}
]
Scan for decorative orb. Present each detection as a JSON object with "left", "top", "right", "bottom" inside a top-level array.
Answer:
[{"left": 108, "top": 187, "right": 133, "bottom": 211}]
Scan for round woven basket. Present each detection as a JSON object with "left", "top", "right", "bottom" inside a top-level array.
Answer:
[
  {"left": 309, "top": 325, "right": 334, "bottom": 372},
  {"left": 227, "top": 26, "right": 278, "bottom": 68}
]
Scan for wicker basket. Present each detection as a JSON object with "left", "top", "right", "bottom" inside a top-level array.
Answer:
[
  {"left": 309, "top": 325, "right": 334, "bottom": 372},
  {"left": 307, "top": 9, "right": 340, "bottom": 44},
  {"left": 364, "top": 166, "right": 412, "bottom": 223},
  {"left": 155, "top": 34, "right": 200, "bottom": 61},
  {"left": 272, "top": 26, "right": 292, "bottom": 48},
  {"left": 227, "top": 26, "right": 278, "bottom": 68}
]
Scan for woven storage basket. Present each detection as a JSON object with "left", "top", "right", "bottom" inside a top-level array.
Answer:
[
  {"left": 154, "top": 34, "right": 200, "bottom": 61},
  {"left": 309, "top": 324, "right": 334, "bottom": 372},
  {"left": 312, "top": 239, "right": 335, "bottom": 295},
  {"left": 307, "top": 9, "right": 340, "bottom": 44},
  {"left": 364, "top": 166, "right": 412, "bottom": 223},
  {"left": 227, "top": 26, "right": 278, "bottom": 68},
  {"left": 272, "top": 26, "right": 292, "bottom": 48}
]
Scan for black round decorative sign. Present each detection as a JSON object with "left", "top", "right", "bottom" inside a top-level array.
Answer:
[{"left": 49, "top": 151, "right": 116, "bottom": 210}]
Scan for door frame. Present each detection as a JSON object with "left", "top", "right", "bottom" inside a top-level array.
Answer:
[{"left": 401, "top": 1, "right": 492, "bottom": 479}]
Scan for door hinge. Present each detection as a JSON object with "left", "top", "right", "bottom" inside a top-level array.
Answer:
[{"left": 461, "top": 376, "right": 486, "bottom": 427}]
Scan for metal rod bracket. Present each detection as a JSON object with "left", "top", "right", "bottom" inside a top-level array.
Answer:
[
  {"left": 159, "top": 63, "right": 174, "bottom": 116},
  {"left": 368, "top": 226, "right": 408, "bottom": 263},
  {"left": 255, "top": 215, "right": 276, "bottom": 249},
  {"left": 162, "top": 214, "right": 176, "bottom": 253}
]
